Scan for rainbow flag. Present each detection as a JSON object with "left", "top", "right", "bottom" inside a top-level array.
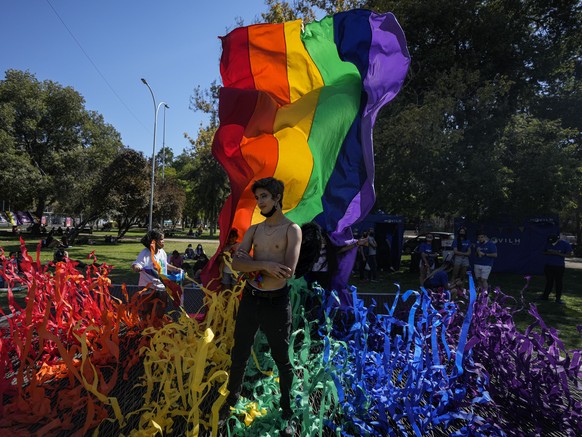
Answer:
[{"left": 203, "top": 10, "right": 409, "bottom": 285}]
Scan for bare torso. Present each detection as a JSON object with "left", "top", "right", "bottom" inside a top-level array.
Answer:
[
  {"left": 251, "top": 220, "right": 293, "bottom": 289},
  {"left": 231, "top": 196, "right": 302, "bottom": 292}
]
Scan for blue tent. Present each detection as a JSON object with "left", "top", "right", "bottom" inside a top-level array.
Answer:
[
  {"left": 454, "top": 216, "right": 560, "bottom": 275},
  {"left": 353, "top": 214, "right": 405, "bottom": 270}
]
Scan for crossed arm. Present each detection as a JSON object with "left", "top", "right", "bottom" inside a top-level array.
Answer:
[{"left": 232, "top": 223, "right": 302, "bottom": 280}]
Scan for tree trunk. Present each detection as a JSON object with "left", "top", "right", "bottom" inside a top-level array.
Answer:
[
  {"left": 116, "top": 215, "right": 142, "bottom": 240},
  {"left": 575, "top": 210, "right": 581, "bottom": 253},
  {"left": 34, "top": 201, "right": 45, "bottom": 222}
]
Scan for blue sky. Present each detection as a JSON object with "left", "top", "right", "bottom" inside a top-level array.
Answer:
[{"left": 0, "top": 0, "right": 281, "bottom": 157}]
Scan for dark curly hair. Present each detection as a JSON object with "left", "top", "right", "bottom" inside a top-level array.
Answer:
[
  {"left": 294, "top": 221, "right": 323, "bottom": 278},
  {"left": 252, "top": 177, "right": 284, "bottom": 207},
  {"left": 140, "top": 229, "right": 164, "bottom": 248}
]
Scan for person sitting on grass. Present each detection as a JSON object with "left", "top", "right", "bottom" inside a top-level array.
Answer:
[
  {"left": 188, "top": 244, "right": 209, "bottom": 280},
  {"left": 423, "top": 261, "right": 464, "bottom": 299},
  {"left": 53, "top": 248, "right": 103, "bottom": 270},
  {"left": 43, "top": 229, "right": 65, "bottom": 249},
  {"left": 170, "top": 250, "right": 184, "bottom": 268},
  {"left": 184, "top": 244, "right": 195, "bottom": 260},
  {"left": 423, "top": 261, "right": 453, "bottom": 289}
]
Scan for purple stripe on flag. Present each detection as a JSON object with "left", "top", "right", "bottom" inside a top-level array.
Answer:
[{"left": 337, "top": 12, "right": 410, "bottom": 229}]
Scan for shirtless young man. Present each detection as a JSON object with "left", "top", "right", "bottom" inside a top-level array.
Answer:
[{"left": 221, "top": 177, "right": 302, "bottom": 434}]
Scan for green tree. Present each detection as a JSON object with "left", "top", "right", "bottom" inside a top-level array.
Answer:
[
  {"left": 156, "top": 146, "right": 175, "bottom": 176},
  {"left": 156, "top": 175, "right": 186, "bottom": 228},
  {"left": 0, "top": 69, "right": 125, "bottom": 224},
  {"left": 173, "top": 151, "right": 199, "bottom": 229},
  {"left": 184, "top": 126, "right": 229, "bottom": 236},
  {"left": 497, "top": 115, "right": 578, "bottom": 218},
  {"left": 90, "top": 149, "right": 151, "bottom": 239},
  {"left": 260, "top": 0, "right": 317, "bottom": 23},
  {"left": 370, "top": 0, "right": 581, "bottom": 226},
  {"left": 59, "top": 111, "right": 126, "bottom": 242}
]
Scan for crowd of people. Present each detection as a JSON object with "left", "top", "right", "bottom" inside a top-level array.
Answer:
[
  {"left": 164, "top": 223, "right": 573, "bottom": 305},
  {"left": 392, "top": 227, "right": 573, "bottom": 303},
  {"left": 413, "top": 229, "right": 499, "bottom": 292}
]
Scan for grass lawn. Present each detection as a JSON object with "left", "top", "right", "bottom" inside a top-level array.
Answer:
[{"left": 2, "top": 229, "right": 580, "bottom": 351}]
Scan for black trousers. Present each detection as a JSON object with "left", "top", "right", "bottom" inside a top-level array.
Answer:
[
  {"left": 226, "top": 284, "right": 293, "bottom": 413},
  {"left": 543, "top": 264, "right": 565, "bottom": 301},
  {"left": 367, "top": 254, "right": 377, "bottom": 280},
  {"left": 358, "top": 255, "right": 367, "bottom": 279}
]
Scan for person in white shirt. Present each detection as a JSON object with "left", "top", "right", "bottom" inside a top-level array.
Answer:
[{"left": 131, "top": 229, "right": 182, "bottom": 319}]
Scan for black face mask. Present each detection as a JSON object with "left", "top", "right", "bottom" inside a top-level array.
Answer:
[{"left": 261, "top": 205, "right": 277, "bottom": 218}]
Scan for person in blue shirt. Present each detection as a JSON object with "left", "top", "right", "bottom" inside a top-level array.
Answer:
[
  {"left": 451, "top": 227, "right": 472, "bottom": 285},
  {"left": 418, "top": 233, "right": 438, "bottom": 286},
  {"left": 424, "top": 261, "right": 453, "bottom": 289},
  {"left": 474, "top": 231, "right": 497, "bottom": 291},
  {"left": 541, "top": 235, "right": 573, "bottom": 304}
]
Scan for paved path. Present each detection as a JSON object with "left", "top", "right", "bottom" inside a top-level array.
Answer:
[{"left": 565, "top": 257, "right": 582, "bottom": 269}]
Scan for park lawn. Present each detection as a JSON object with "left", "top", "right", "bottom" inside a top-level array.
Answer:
[{"left": 2, "top": 233, "right": 580, "bottom": 351}]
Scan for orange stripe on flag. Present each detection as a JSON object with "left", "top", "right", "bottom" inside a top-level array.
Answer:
[{"left": 248, "top": 24, "right": 290, "bottom": 105}]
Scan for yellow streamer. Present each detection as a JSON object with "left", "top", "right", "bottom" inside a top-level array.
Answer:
[{"left": 126, "top": 283, "right": 243, "bottom": 437}]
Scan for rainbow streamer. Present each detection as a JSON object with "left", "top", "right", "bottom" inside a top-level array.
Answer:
[
  {"left": 203, "top": 10, "right": 410, "bottom": 285},
  {"left": 1, "top": 241, "right": 581, "bottom": 435},
  {"left": 148, "top": 242, "right": 183, "bottom": 307}
]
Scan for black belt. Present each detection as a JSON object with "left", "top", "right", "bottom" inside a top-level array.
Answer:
[{"left": 244, "top": 283, "right": 289, "bottom": 299}]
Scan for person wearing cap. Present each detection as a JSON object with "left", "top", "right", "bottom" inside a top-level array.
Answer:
[{"left": 474, "top": 231, "right": 497, "bottom": 291}]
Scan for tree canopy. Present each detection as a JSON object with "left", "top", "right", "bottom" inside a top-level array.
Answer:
[
  {"left": 0, "top": 69, "right": 125, "bottom": 221},
  {"left": 368, "top": 0, "right": 580, "bottom": 228},
  {"left": 183, "top": 0, "right": 580, "bottom": 239}
]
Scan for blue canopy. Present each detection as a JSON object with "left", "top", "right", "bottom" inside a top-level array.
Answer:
[{"left": 454, "top": 216, "right": 560, "bottom": 275}]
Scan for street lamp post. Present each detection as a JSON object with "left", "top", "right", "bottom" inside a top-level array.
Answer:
[
  {"left": 141, "top": 78, "right": 168, "bottom": 231},
  {"left": 160, "top": 103, "right": 169, "bottom": 229},
  {"left": 162, "top": 103, "right": 169, "bottom": 179}
]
